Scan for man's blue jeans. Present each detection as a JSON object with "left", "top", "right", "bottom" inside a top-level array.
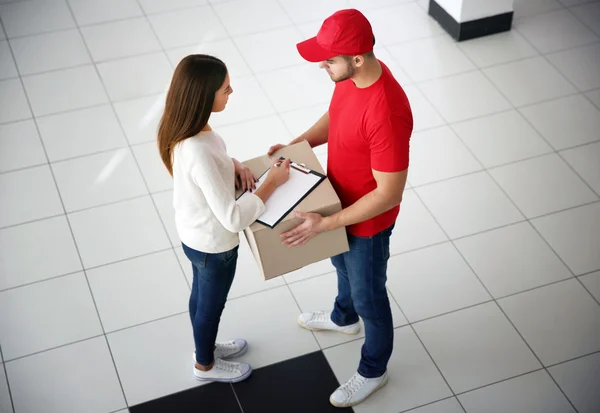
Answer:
[
  {"left": 182, "top": 243, "right": 238, "bottom": 366},
  {"left": 330, "top": 224, "right": 395, "bottom": 379}
]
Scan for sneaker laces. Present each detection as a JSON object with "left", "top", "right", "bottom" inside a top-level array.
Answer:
[
  {"left": 215, "top": 358, "right": 240, "bottom": 373},
  {"left": 217, "top": 341, "right": 236, "bottom": 350},
  {"left": 310, "top": 310, "right": 330, "bottom": 322},
  {"left": 339, "top": 373, "right": 367, "bottom": 399}
]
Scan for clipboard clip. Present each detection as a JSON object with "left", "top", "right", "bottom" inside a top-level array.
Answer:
[{"left": 278, "top": 157, "right": 310, "bottom": 174}]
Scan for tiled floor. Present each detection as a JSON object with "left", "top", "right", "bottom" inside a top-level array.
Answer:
[{"left": 0, "top": 0, "right": 599, "bottom": 412}]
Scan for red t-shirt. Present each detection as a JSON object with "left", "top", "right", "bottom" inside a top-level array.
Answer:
[{"left": 328, "top": 61, "right": 413, "bottom": 237}]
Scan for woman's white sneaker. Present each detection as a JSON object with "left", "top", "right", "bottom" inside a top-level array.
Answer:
[
  {"left": 193, "top": 358, "right": 252, "bottom": 383},
  {"left": 298, "top": 310, "right": 360, "bottom": 335},
  {"left": 193, "top": 339, "right": 248, "bottom": 363},
  {"left": 330, "top": 371, "right": 388, "bottom": 407}
]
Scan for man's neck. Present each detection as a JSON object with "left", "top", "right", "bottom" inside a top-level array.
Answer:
[{"left": 352, "top": 58, "right": 382, "bottom": 89}]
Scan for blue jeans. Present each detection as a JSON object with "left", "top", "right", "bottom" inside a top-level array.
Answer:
[
  {"left": 330, "top": 224, "right": 394, "bottom": 379},
  {"left": 182, "top": 243, "right": 238, "bottom": 366}
]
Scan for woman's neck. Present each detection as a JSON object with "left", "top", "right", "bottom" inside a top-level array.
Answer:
[{"left": 202, "top": 124, "right": 212, "bottom": 132}]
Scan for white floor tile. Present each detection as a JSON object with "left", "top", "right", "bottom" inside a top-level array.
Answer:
[
  {"left": 227, "top": 237, "right": 286, "bottom": 300},
  {"left": 0, "top": 0, "right": 76, "bottom": 38},
  {"left": 455, "top": 222, "right": 572, "bottom": 298},
  {"left": 500, "top": 279, "right": 600, "bottom": 366},
  {"left": 532, "top": 202, "right": 600, "bottom": 275},
  {"left": 365, "top": 3, "right": 443, "bottom": 46},
  {"left": 217, "top": 286, "right": 320, "bottom": 367},
  {"left": 453, "top": 110, "right": 552, "bottom": 168},
  {"left": 210, "top": 75, "right": 276, "bottom": 127},
  {"left": 138, "top": 0, "right": 208, "bottom": 14},
  {"left": 408, "top": 126, "right": 482, "bottom": 186},
  {"left": 215, "top": 0, "right": 292, "bottom": 36},
  {"left": 520, "top": 94, "right": 600, "bottom": 150},
  {"left": 69, "top": 0, "right": 144, "bottom": 26},
  {"left": 389, "top": 189, "right": 448, "bottom": 254},
  {"left": 586, "top": 88, "right": 600, "bottom": 108},
  {"left": 22, "top": 65, "right": 108, "bottom": 116},
  {"left": 0, "top": 216, "right": 81, "bottom": 291},
  {"left": 52, "top": 149, "right": 148, "bottom": 212},
  {"left": 374, "top": 46, "right": 413, "bottom": 86},
  {"left": 69, "top": 196, "right": 171, "bottom": 268},
  {"left": 0, "top": 366, "right": 11, "bottom": 413},
  {"left": 10, "top": 29, "right": 90, "bottom": 76},
  {"left": 97, "top": 52, "right": 172, "bottom": 102},
  {"left": 515, "top": 9, "right": 598, "bottom": 53},
  {"left": 0, "top": 273, "right": 102, "bottom": 360},
  {"left": 349, "top": 0, "right": 411, "bottom": 11},
  {"left": 409, "top": 398, "right": 464, "bottom": 413},
  {"left": 279, "top": 104, "right": 329, "bottom": 140},
  {"left": 402, "top": 86, "right": 446, "bottom": 132},
  {"left": 217, "top": 115, "right": 293, "bottom": 161},
  {"left": 37, "top": 104, "right": 128, "bottom": 162},
  {"left": 458, "top": 31, "right": 538, "bottom": 68},
  {"left": 580, "top": 271, "right": 600, "bottom": 302},
  {"left": 288, "top": 272, "right": 407, "bottom": 349},
  {"left": 490, "top": 153, "right": 598, "bottom": 218},
  {"left": 388, "top": 35, "right": 475, "bottom": 83},
  {"left": 148, "top": 6, "right": 227, "bottom": 49},
  {"left": 416, "top": 172, "right": 524, "bottom": 239},
  {"left": 166, "top": 38, "right": 252, "bottom": 78},
  {"left": 484, "top": 56, "right": 577, "bottom": 107},
  {"left": 283, "top": 258, "right": 336, "bottom": 284},
  {"left": 0, "top": 40, "right": 18, "bottom": 80},
  {"left": 513, "top": 0, "right": 564, "bottom": 18},
  {"left": 234, "top": 27, "right": 305, "bottom": 74},
  {"left": 256, "top": 64, "right": 334, "bottom": 113},
  {"left": 548, "top": 43, "right": 600, "bottom": 92},
  {"left": 132, "top": 142, "right": 172, "bottom": 193},
  {"left": 88, "top": 250, "right": 189, "bottom": 332},
  {"left": 151, "top": 190, "right": 178, "bottom": 246},
  {"left": 6, "top": 337, "right": 126, "bottom": 413},
  {"left": 571, "top": 2, "right": 600, "bottom": 37},
  {"left": 549, "top": 352, "right": 600, "bottom": 413},
  {"left": 324, "top": 326, "right": 452, "bottom": 413},
  {"left": 387, "top": 243, "right": 490, "bottom": 322},
  {"left": 0, "top": 120, "right": 46, "bottom": 173},
  {"left": 0, "top": 78, "right": 31, "bottom": 123},
  {"left": 113, "top": 93, "right": 165, "bottom": 145},
  {"left": 81, "top": 18, "right": 162, "bottom": 62},
  {"left": 279, "top": 0, "right": 350, "bottom": 26},
  {"left": 459, "top": 370, "right": 576, "bottom": 413},
  {"left": 413, "top": 302, "right": 541, "bottom": 393},
  {"left": 419, "top": 71, "right": 511, "bottom": 123},
  {"left": 0, "top": 165, "right": 63, "bottom": 228}
]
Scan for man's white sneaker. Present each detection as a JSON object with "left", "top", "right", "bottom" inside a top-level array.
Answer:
[
  {"left": 298, "top": 311, "right": 360, "bottom": 335},
  {"left": 193, "top": 358, "right": 252, "bottom": 383},
  {"left": 193, "top": 339, "right": 248, "bottom": 363},
  {"left": 330, "top": 371, "right": 388, "bottom": 407}
]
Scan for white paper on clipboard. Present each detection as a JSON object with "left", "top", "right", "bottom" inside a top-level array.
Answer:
[{"left": 237, "top": 163, "right": 323, "bottom": 228}]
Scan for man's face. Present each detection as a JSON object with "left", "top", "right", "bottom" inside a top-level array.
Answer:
[{"left": 319, "top": 56, "right": 355, "bottom": 82}]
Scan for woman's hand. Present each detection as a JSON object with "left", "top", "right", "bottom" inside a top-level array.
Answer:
[{"left": 232, "top": 159, "right": 257, "bottom": 192}]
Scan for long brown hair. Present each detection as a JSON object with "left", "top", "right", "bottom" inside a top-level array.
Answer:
[{"left": 158, "top": 54, "right": 228, "bottom": 175}]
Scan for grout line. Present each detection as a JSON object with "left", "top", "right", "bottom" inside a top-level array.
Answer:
[
  {"left": 3, "top": 334, "right": 105, "bottom": 363},
  {"left": 230, "top": 382, "right": 245, "bottom": 413},
  {"left": 0, "top": 344, "right": 16, "bottom": 413},
  {"left": 398, "top": 396, "right": 464, "bottom": 413}
]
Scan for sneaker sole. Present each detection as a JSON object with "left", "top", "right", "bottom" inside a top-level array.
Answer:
[
  {"left": 193, "top": 367, "right": 252, "bottom": 384},
  {"left": 329, "top": 374, "right": 389, "bottom": 408},
  {"left": 297, "top": 319, "right": 360, "bottom": 335}
]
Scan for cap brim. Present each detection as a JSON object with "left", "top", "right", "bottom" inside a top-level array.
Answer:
[{"left": 296, "top": 37, "right": 335, "bottom": 62}]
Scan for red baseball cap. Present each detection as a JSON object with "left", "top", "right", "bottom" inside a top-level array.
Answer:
[{"left": 297, "top": 9, "right": 374, "bottom": 63}]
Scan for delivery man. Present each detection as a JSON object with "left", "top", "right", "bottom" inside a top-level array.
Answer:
[{"left": 267, "top": 8, "right": 413, "bottom": 408}]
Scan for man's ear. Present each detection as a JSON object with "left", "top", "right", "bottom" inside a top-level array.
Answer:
[{"left": 353, "top": 55, "right": 366, "bottom": 67}]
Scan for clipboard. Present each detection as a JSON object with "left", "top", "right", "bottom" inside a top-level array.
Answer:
[{"left": 236, "top": 157, "right": 326, "bottom": 228}]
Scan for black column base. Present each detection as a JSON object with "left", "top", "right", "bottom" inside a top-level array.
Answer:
[{"left": 428, "top": 0, "right": 513, "bottom": 42}]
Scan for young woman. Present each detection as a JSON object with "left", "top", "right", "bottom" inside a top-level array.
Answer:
[{"left": 158, "top": 54, "right": 290, "bottom": 383}]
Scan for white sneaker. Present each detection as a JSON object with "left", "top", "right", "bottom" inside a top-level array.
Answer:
[
  {"left": 193, "top": 339, "right": 248, "bottom": 363},
  {"left": 193, "top": 358, "right": 252, "bottom": 383},
  {"left": 330, "top": 371, "right": 388, "bottom": 407},
  {"left": 298, "top": 311, "right": 360, "bottom": 335}
]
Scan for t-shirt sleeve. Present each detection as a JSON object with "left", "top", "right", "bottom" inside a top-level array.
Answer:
[{"left": 366, "top": 115, "right": 412, "bottom": 173}]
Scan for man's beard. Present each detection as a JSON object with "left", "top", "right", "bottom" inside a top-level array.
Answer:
[{"left": 330, "top": 62, "right": 355, "bottom": 82}]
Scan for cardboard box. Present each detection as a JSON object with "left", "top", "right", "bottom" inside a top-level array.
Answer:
[{"left": 238, "top": 141, "right": 349, "bottom": 280}]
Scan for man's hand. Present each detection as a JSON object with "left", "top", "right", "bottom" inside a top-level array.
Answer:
[
  {"left": 281, "top": 212, "right": 329, "bottom": 247},
  {"left": 268, "top": 143, "right": 287, "bottom": 156},
  {"left": 232, "top": 159, "right": 257, "bottom": 192}
]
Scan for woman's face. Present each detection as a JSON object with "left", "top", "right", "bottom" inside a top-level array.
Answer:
[{"left": 212, "top": 73, "right": 233, "bottom": 112}]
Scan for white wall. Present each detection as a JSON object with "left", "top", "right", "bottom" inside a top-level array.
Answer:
[{"left": 435, "top": 0, "right": 514, "bottom": 23}]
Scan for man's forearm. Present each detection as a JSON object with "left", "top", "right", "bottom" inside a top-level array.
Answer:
[
  {"left": 290, "top": 112, "right": 330, "bottom": 148},
  {"left": 323, "top": 189, "right": 402, "bottom": 231}
]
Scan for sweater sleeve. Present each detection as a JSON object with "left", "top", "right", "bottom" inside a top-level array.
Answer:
[{"left": 188, "top": 149, "right": 265, "bottom": 233}]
